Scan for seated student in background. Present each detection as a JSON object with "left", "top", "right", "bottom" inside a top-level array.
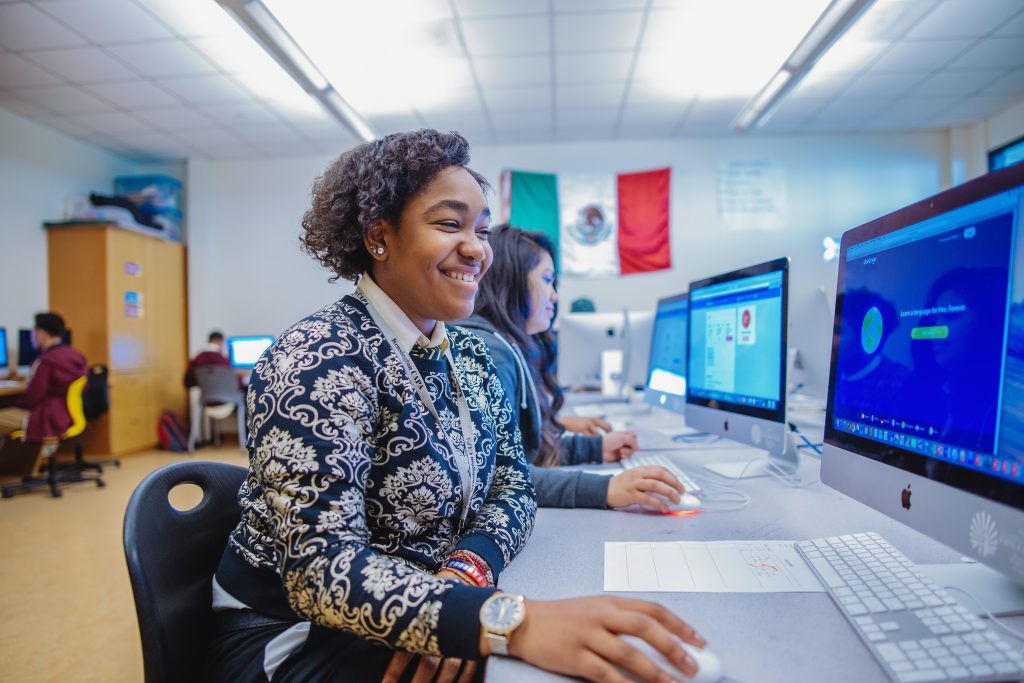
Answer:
[
  {"left": 460, "top": 225, "right": 686, "bottom": 512},
  {"left": 206, "top": 130, "right": 705, "bottom": 683},
  {"left": 183, "top": 330, "right": 229, "bottom": 388},
  {"left": 0, "top": 312, "right": 87, "bottom": 440}
]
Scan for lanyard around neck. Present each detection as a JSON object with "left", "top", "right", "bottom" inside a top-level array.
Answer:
[{"left": 355, "top": 291, "right": 477, "bottom": 523}]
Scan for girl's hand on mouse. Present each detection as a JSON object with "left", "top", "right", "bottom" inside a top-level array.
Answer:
[
  {"left": 607, "top": 466, "right": 683, "bottom": 511},
  {"left": 505, "top": 596, "right": 706, "bottom": 682}
]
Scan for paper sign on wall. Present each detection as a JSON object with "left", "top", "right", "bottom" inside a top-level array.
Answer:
[{"left": 717, "top": 161, "right": 787, "bottom": 231}]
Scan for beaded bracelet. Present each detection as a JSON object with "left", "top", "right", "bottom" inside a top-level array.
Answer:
[
  {"left": 444, "top": 559, "right": 490, "bottom": 588},
  {"left": 449, "top": 550, "right": 494, "bottom": 586}
]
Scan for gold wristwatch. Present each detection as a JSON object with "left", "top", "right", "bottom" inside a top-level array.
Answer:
[{"left": 479, "top": 592, "right": 526, "bottom": 656}]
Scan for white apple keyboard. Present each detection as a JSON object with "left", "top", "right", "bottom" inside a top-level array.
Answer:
[{"left": 622, "top": 453, "right": 702, "bottom": 496}]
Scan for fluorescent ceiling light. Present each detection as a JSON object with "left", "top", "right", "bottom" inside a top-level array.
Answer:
[
  {"left": 732, "top": 0, "right": 875, "bottom": 132},
  {"left": 215, "top": 0, "right": 377, "bottom": 142}
]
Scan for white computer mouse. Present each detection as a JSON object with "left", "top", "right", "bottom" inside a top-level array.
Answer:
[
  {"left": 619, "top": 636, "right": 723, "bottom": 683},
  {"left": 650, "top": 492, "right": 702, "bottom": 513}
]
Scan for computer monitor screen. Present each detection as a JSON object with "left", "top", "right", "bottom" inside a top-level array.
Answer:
[
  {"left": 18, "top": 329, "right": 36, "bottom": 367},
  {"left": 644, "top": 293, "right": 688, "bottom": 413},
  {"left": 0, "top": 327, "right": 7, "bottom": 369},
  {"left": 824, "top": 163, "right": 1024, "bottom": 587},
  {"left": 556, "top": 312, "right": 625, "bottom": 389},
  {"left": 686, "top": 258, "right": 792, "bottom": 476},
  {"left": 228, "top": 336, "right": 274, "bottom": 369}
]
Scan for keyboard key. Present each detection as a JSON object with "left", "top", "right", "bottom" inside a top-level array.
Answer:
[{"left": 896, "top": 670, "right": 945, "bottom": 682}]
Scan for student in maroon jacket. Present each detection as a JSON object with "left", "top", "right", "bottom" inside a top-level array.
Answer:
[
  {"left": 183, "top": 331, "right": 230, "bottom": 389},
  {"left": 0, "top": 312, "right": 88, "bottom": 441}
]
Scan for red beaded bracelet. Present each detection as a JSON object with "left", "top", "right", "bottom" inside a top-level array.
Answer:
[
  {"left": 444, "top": 559, "right": 490, "bottom": 587},
  {"left": 449, "top": 550, "right": 494, "bottom": 586}
]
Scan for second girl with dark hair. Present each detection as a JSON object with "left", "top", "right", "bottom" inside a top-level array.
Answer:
[{"left": 460, "top": 224, "right": 686, "bottom": 510}]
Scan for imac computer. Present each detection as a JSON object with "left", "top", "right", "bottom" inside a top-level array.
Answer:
[
  {"left": 228, "top": 336, "right": 274, "bottom": 369},
  {"left": 621, "top": 309, "right": 655, "bottom": 391},
  {"left": 17, "top": 327, "right": 72, "bottom": 373},
  {"left": 824, "top": 162, "right": 1024, "bottom": 602},
  {"left": 686, "top": 258, "right": 798, "bottom": 478},
  {"left": 556, "top": 312, "right": 625, "bottom": 389},
  {"left": 644, "top": 293, "right": 688, "bottom": 414}
]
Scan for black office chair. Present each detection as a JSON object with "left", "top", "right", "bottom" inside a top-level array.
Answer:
[
  {"left": 123, "top": 460, "right": 246, "bottom": 683},
  {"left": 67, "top": 364, "right": 120, "bottom": 474}
]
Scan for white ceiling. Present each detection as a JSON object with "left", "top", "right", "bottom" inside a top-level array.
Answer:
[{"left": 0, "top": 0, "right": 1022, "bottom": 161}]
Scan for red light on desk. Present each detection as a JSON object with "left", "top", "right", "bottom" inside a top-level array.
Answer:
[{"left": 664, "top": 509, "right": 700, "bottom": 518}]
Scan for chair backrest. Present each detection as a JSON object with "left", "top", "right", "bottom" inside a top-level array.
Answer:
[
  {"left": 63, "top": 376, "right": 88, "bottom": 439},
  {"left": 82, "top": 364, "right": 110, "bottom": 422},
  {"left": 123, "top": 461, "right": 247, "bottom": 683},
  {"left": 194, "top": 365, "right": 242, "bottom": 405}
]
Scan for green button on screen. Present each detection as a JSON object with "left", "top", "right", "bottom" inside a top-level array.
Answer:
[{"left": 911, "top": 326, "right": 949, "bottom": 340}]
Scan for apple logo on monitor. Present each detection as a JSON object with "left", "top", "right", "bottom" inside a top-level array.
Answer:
[
  {"left": 901, "top": 485, "right": 912, "bottom": 510},
  {"left": 723, "top": 419, "right": 729, "bottom": 432}
]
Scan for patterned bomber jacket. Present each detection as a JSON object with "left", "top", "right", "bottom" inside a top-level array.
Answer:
[{"left": 215, "top": 294, "right": 537, "bottom": 659}]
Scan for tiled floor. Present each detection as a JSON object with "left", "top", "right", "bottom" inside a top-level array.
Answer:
[{"left": 0, "top": 446, "right": 247, "bottom": 682}]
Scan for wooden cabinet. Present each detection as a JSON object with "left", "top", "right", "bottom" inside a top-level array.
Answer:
[{"left": 47, "top": 224, "right": 187, "bottom": 455}]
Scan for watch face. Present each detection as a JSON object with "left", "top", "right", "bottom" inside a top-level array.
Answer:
[{"left": 482, "top": 595, "right": 525, "bottom": 632}]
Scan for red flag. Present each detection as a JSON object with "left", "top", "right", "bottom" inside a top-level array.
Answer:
[{"left": 616, "top": 167, "right": 671, "bottom": 274}]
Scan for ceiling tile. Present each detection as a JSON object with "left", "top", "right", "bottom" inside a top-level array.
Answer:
[
  {"left": 483, "top": 84, "right": 552, "bottom": 111},
  {"left": 36, "top": 0, "right": 173, "bottom": 43},
  {"left": 789, "top": 71, "right": 860, "bottom": 99},
  {"left": 233, "top": 123, "right": 306, "bottom": 145},
  {"left": 682, "top": 99, "right": 744, "bottom": 129},
  {"left": 625, "top": 79, "right": 692, "bottom": 106},
  {"left": 85, "top": 79, "right": 181, "bottom": 108},
  {"left": 554, "top": 11, "right": 644, "bottom": 52},
  {"left": 252, "top": 137, "right": 318, "bottom": 157},
  {"left": 843, "top": 72, "right": 930, "bottom": 96},
  {"left": 420, "top": 112, "right": 491, "bottom": 140},
  {"left": 106, "top": 40, "right": 218, "bottom": 77},
  {"left": 765, "top": 99, "right": 828, "bottom": 126},
  {"left": 810, "top": 96, "right": 891, "bottom": 124},
  {"left": 556, "top": 82, "right": 626, "bottom": 108},
  {"left": 23, "top": 46, "right": 137, "bottom": 83},
  {"left": 0, "top": 3, "right": 87, "bottom": 50},
  {"left": 844, "top": 1, "right": 941, "bottom": 41},
  {"left": 913, "top": 69, "right": 1006, "bottom": 95},
  {"left": 948, "top": 37, "right": 1024, "bottom": 70},
  {"left": 97, "top": 130, "right": 189, "bottom": 158},
  {"left": 931, "top": 94, "right": 1021, "bottom": 126},
  {"left": 30, "top": 111, "right": 98, "bottom": 137},
  {"left": 982, "top": 68, "right": 1024, "bottom": 95},
  {"left": 490, "top": 110, "right": 553, "bottom": 138},
  {"left": 156, "top": 74, "right": 253, "bottom": 104},
  {"left": 461, "top": 15, "right": 550, "bottom": 56},
  {"left": 199, "top": 101, "right": 280, "bottom": 127},
  {"left": 171, "top": 126, "right": 245, "bottom": 147},
  {"left": 453, "top": 0, "right": 550, "bottom": 18},
  {"left": 474, "top": 55, "right": 551, "bottom": 86},
  {"left": 994, "top": 9, "right": 1024, "bottom": 36},
  {"left": 877, "top": 95, "right": 958, "bottom": 119},
  {"left": 366, "top": 113, "right": 424, "bottom": 135},
  {"left": 868, "top": 39, "right": 974, "bottom": 72},
  {"left": 556, "top": 107, "right": 617, "bottom": 128},
  {"left": 140, "top": 0, "right": 243, "bottom": 38},
  {"left": 903, "top": 0, "right": 1024, "bottom": 39},
  {"left": 555, "top": 0, "right": 647, "bottom": 12},
  {"left": 71, "top": 109, "right": 151, "bottom": 135},
  {"left": 13, "top": 84, "right": 111, "bottom": 112},
  {"left": 0, "top": 90, "right": 52, "bottom": 118},
  {"left": 616, "top": 106, "right": 683, "bottom": 138},
  {"left": 0, "top": 52, "right": 63, "bottom": 87},
  {"left": 133, "top": 105, "right": 215, "bottom": 130},
  {"left": 495, "top": 127, "right": 554, "bottom": 144},
  {"left": 556, "top": 51, "right": 633, "bottom": 83}
]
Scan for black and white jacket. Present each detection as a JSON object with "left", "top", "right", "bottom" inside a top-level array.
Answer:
[{"left": 214, "top": 286, "right": 536, "bottom": 660}]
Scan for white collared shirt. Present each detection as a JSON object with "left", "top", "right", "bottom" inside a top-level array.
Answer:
[{"left": 357, "top": 273, "right": 447, "bottom": 352}]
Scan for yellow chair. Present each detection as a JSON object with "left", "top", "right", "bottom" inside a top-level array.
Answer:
[{"left": 1, "top": 377, "right": 105, "bottom": 498}]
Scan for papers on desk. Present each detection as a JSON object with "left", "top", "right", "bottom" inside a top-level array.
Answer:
[{"left": 604, "top": 541, "right": 825, "bottom": 593}]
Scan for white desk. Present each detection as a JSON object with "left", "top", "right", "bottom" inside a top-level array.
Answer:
[{"left": 487, "top": 405, "right": 1023, "bottom": 683}]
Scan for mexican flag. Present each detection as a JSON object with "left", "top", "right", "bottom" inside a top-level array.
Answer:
[{"left": 499, "top": 167, "right": 671, "bottom": 277}]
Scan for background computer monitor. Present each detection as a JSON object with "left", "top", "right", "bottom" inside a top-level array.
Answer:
[
  {"left": 0, "top": 327, "right": 7, "bottom": 370},
  {"left": 824, "top": 163, "right": 1024, "bottom": 597},
  {"left": 621, "top": 309, "right": 654, "bottom": 391},
  {"left": 686, "top": 258, "right": 795, "bottom": 477},
  {"left": 644, "top": 293, "right": 688, "bottom": 414},
  {"left": 556, "top": 312, "right": 625, "bottom": 389},
  {"left": 228, "top": 336, "right": 274, "bottom": 369},
  {"left": 17, "top": 327, "right": 72, "bottom": 369}
]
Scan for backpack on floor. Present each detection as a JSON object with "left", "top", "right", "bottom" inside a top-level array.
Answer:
[{"left": 157, "top": 410, "right": 189, "bottom": 452}]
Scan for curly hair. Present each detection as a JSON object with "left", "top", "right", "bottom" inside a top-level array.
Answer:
[{"left": 300, "top": 129, "right": 489, "bottom": 283}]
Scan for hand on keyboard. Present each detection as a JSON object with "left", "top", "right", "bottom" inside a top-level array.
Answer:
[
  {"left": 602, "top": 431, "right": 638, "bottom": 461},
  {"left": 607, "top": 466, "right": 685, "bottom": 512}
]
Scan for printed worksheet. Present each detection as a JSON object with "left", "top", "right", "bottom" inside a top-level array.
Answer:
[{"left": 604, "top": 540, "right": 825, "bottom": 593}]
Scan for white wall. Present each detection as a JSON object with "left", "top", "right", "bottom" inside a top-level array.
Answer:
[
  {"left": 0, "top": 107, "right": 144, "bottom": 356},
  {"left": 188, "top": 131, "right": 948, "bottom": 395}
]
